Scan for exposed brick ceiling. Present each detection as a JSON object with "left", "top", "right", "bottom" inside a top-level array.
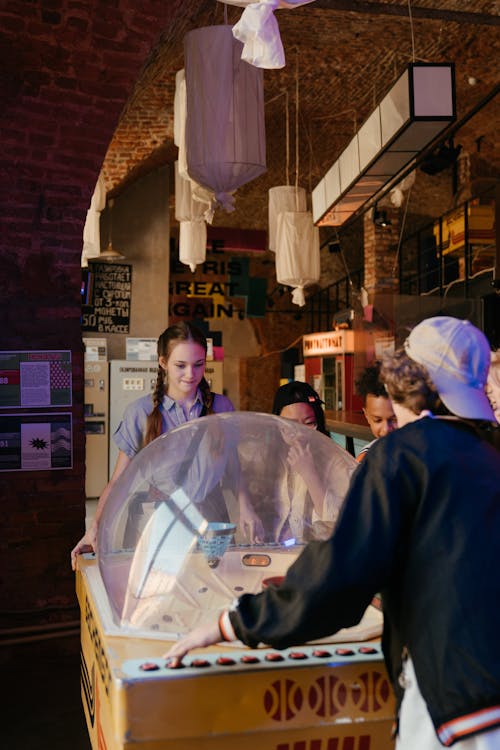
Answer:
[{"left": 101, "top": 0, "right": 500, "bottom": 232}]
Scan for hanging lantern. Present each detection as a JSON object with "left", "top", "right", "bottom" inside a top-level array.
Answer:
[
  {"left": 178, "top": 221, "right": 207, "bottom": 273},
  {"left": 174, "top": 69, "right": 217, "bottom": 223},
  {"left": 175, "top": 161, "right": 208, "bottom": 273},
  {"left": 275, "top": 211, "right": 320, "bottom": 306},
  {"left": 82, "top": 172, "right": 106, "bottom": 266},
  {"left": 268, "top": 185, "right": 307, "bottom": 252},
  {"left": 184, "top": 25, "right": 266, "bottom": 211},
  {"left": 217, "top": 1, "right": 316, "bottom": 69},
  {"left": 174, "top": 69, "right": 188, "bottom": 178}
]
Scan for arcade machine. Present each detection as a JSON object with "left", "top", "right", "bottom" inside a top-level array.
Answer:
[{"left": 76, "top": 412, "right": 394, "bottom": 750}]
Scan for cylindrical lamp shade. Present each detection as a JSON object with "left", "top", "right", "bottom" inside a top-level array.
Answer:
[
  {"left": 268, "top": 185, "right": 307, "bottom": 251},
  {"left": 173, "top": 69, "right": 186, "bottom": 151},
  {"left": 275, "top": 211, "right": 320, "bottom": 306},
  {"left": 175, "top": 161, "right": 208, "bottom": 223},
  {"left": 184, "top": 25, "right": 266, "bottom": 206},
  {"left": 82, "top": 173, "right": 106, "bottom": 265},
  {"left": 179, "top": 220, "right": 207, "bottom": 273}
]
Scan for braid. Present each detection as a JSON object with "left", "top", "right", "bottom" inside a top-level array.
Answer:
[
  {"left": 199, "top": 377, "right": 214, "bottom": 414},
  {"left": 144, "top": 366, "right": 167, "bottom": 446}
]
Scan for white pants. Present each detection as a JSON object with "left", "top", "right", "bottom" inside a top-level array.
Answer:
[{"left": 396, "top": 657, "right": 500, "bottom": 750}]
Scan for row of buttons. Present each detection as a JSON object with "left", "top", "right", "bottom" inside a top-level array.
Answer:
[{"left": 139, "top": 646, "right": 380, "bottom": 672}]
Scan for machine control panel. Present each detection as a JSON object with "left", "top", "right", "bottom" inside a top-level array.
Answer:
[
  {"left": 123, "top": 377, "right": 146, "bottom": 391},
  {"left": 121, "top": 642, "right": 383, "bottom": 680}
]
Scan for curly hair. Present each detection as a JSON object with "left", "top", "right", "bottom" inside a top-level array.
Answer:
[
  {"left": 144, "top": 321, "right": 213, "bottom": 446},
  {"left": 355, "top": 362, "right": 387, "bottom": 402},
  {"left": 380, "top": 349, "right": 449, "bottom": 416}
]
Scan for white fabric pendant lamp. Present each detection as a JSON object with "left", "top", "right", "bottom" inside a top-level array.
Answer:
[
  {"left": 183, "top": 25, "right": 266, "bottom": 212},
  {"left": 275, "top": 211, "right": 320, "bottom": 306},
  {"left": 175, "top": 161, "right": 208, "bottom": 273},
  {"left": 82, "top": 172, "right": 106, "bottom": 266},
  {"left": 268, "top": 185, "right": 307, "bottom": 252},
  {"left": 174, "top": 69, "right": 216, "bottom": 223},
  {"left": 218, "top": 0, "right": 316, "bottom": 69},
  {"left": 178, "top": 221, "right": 207, "bottom": 274}
]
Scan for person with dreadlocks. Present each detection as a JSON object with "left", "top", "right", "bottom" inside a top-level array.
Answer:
[{"left": 71, "top": 321, "right": 236, "bottom": 569}]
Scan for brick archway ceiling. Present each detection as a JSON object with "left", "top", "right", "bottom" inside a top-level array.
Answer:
[{"left": 102, "top": 0, "right": 500, "bottom": 233}]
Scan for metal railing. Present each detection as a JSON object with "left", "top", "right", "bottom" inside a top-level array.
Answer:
[{"left": 306, "top": 269, "right": 364, "bottom": 331}]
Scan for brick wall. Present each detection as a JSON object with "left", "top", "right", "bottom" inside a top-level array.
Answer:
[{"left": 0, "top": 0, "right": 182, "bottom": 624}]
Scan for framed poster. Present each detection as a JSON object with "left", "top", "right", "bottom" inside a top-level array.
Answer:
[
  {"left": 0, "top": 350, "right": 72, "bottom": 408},
  {"left": 0, "top": 412, "right": 73, "bottom": 471}
]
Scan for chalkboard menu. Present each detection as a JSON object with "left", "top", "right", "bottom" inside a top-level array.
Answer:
[{"left": 81, "top": 262, "right": 132, "bottom": 333}]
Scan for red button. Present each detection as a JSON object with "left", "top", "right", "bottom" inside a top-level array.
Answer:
[
  {"left": 289, "top": 651, "right": 308, "bottom": 660},
  {"left": 240, "top": 655, "right": 260, "bottom": 664},
  {"left": 358, "top": 646, "right": 378, "bottom": 654},
  {"left": 312, "top": 649, "right": 332, "bottom": 658},
  {"left": 191, "top": 658, "right": 211, "bottom": 668},
  {"left": 265, "top": 652, "right": 284, "bottom": 662},
  {"left": 139, "top": 661, "right": 159, "bottom": 671},
  {"left": 335, "top": 648, "right": 355, "bottom": 656},
  {"left": 166, "top": 660, "right": 185, "bottom": 670},
  {"left": 216, "top": 657, "right": 236, "bottom": 666}
]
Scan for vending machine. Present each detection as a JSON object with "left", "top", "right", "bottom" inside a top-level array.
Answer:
[
  {"left": 302, "top": 330, "right": 364, "bottom": 412},
  {"left": 108, "top": 361, "right": 159, "bottom": 478},
  {"left": 108, "top": 360, "right": 225, "bottom": 478},
  {"left": 84, "top": 360, "right": 109, "bottom": 498},
  {"left": 203, "top": 360, "right": 223, "bottom": 394}
]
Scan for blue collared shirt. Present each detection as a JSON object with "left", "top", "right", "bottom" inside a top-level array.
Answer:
[{"left": 113, "top": 389, "right": 234, "bottom": 458}]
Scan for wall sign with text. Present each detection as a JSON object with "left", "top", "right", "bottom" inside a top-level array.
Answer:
[{"left": 81, "top": 262, "right": 132, "bottom": 333}]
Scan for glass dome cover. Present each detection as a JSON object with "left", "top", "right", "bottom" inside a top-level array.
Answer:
[{"left": 97, "top": 412, "right": 357, "bottom": 638}]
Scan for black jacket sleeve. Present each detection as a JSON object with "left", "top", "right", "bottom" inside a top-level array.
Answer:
[{"left": 229, "top": 432, "right": 420, "bottom": 649}]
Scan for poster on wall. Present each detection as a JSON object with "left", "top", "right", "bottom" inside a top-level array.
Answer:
[
  {"left": 0, "top": 413, "right": 73, "bottom": 471},
  {"left": 81, "top": 262, "right": 132, "bottom": 333},
  {"left": 169, "top": 253, "right": 267, "bottom": 322},
  {"left": 0, "top": 351, "right": 72, "bottom": 408}
]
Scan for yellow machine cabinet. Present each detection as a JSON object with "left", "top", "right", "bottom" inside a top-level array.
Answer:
[
  {"left": 77, "top": 412, "right": 395, "bottom": 750},
  {"left": 77, "top": 556, "right": 394, "bottom": 750}
]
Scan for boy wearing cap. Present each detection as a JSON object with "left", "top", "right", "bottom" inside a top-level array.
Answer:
[{"left": 166, "top": 317, "right": 500, "bottom": 750}]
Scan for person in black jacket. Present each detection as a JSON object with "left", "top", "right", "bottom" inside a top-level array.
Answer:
[{"left": 165, "top": 316, "right": 500, "bottom": 750}]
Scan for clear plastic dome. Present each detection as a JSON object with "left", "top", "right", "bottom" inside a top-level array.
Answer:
[{"left": 97, "top": 411, "right": 357, "bottom": 638}]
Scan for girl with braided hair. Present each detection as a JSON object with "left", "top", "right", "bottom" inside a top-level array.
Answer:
[{"left": 71, "top": 321, "right": 234, "bottom": 569}]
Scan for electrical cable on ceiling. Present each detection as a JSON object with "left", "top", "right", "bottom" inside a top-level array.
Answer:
[
  {"left": 408, "top": 0, "right": 416, "bottom": 62},
  {"left": 392, "top": 182, "right": 413, "bottom": 278},
  {"left": 286, "top": 89, "right": 290, "bottom": 185},
  {"left": 295, "top": 50, "right": 300, "bottom": 191},
  {"left": 264, "top": 89, "right": 291, "bottom": 185}
]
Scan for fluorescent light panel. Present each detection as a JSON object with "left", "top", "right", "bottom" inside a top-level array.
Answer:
[{"left": 312, "top": 63, "right": 455, "bottom": 227}]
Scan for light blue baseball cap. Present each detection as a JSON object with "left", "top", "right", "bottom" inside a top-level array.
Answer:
[{"left": 404, "top": 316, "right": 495, "bottom": 421}]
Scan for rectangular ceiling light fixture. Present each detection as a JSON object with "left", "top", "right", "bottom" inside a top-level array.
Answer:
[{"left": 312, "top": 63, "right": 456, "bottom": 227}]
